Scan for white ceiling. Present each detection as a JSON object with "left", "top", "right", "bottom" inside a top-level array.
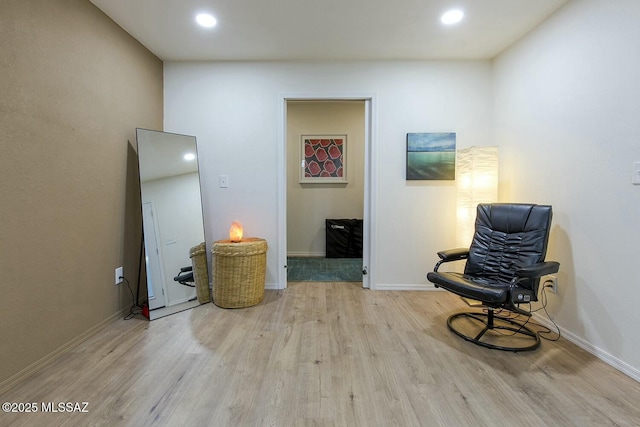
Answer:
[{"left": 89, "top": 0, "right": 569, "bottom": 61}]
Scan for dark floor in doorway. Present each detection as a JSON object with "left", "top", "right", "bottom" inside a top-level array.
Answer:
[{"left": 287, "top": 257, "right": 362, "bottom": 282}]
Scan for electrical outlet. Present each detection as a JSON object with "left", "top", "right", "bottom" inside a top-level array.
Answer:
[
  {"left": 544, "top": 275, "right": 558, "bottom": 294},
  {"left": 115, "top": 267, "right": 123, "bottom": 285}
]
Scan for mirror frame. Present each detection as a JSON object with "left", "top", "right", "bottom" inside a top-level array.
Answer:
[{"left": 135, "top": 128, "right": 207, "bottom": 320}]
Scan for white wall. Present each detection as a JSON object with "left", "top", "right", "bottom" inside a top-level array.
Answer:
[
  {"left": 164, "top": 61, "right": 493, "bottom": 288},
  {"left": 494, "top": 0, "right": 640, "bottom": 378},
  {"left": 287, "top": 101, "right": 365, "bottom": 256}
]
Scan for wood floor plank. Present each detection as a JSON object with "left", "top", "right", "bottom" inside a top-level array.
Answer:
[{"left": 1, "top": 282, "right": 640, "bottom": 426}]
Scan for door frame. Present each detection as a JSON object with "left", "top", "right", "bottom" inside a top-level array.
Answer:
[
  {"left": 277, "top": 93, "right": 377, "bottom": 289},
  {"left": 142, "top": 201, "right": 167, "bottom": 310}
]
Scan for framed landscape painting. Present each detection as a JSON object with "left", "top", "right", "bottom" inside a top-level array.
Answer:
[
  {"left": 406, "top": 132, "right": 456, "bottom": 180},
  {"left": 300, "top": 135, "right": 347, "bottom": 183}
]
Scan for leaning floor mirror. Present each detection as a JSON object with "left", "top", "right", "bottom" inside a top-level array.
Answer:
[{"left": 136, "top": 128, "right": 207, "bottom": 320}]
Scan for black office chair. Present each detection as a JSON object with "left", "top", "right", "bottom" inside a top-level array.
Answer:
[
  {"left": 174, "top": 266, "right": 195, "bottom": 287},
  {"left": 427, "top": 203, "right": 560, "bottom": 351}
]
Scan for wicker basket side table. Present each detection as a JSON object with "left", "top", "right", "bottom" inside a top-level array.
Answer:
[
  {"left": 189, "top": 242, "right": 210, "bottom": 304},
  {"left": 212, "top": 238, "right": 267, "bottom": 308}
]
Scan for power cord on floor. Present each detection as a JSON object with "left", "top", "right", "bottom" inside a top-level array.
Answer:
[
  {"left": 481, "top": 281, "right": 561, "bottom": 342},
  {"left": 486, "top": 306, "right": 534, "bottom": 338},
  {"left": 121, "top": 276, "right": 144, "bottom": 320},
  {"left": 528, "top": 282, "right": 561, "bottom": 342}
]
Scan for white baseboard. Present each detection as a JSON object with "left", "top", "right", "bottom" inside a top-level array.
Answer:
[
  {"left": 265, "top": 282, "right": 283, "bottom": 290},
  {"left": 287, "top": 251, "right": 325, "bottom": 257},
  {"left": 0, "top": 307, "right": 129, "bottom": 394},
  {"left": 167, "top": 295, "right": 196, "bottom": 306},
  {"left": 533, "top": 313, "right": 640, "bottom": 383},
  {"left": 373, "top": 283, "right": 442, "bottom": 291}
]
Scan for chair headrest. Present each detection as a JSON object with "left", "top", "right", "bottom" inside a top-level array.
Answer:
[
  {"left": 476, "top": 203, "right": 552, "bottom": 234},
  {"left": 464, "top": 203, "right": 554, "bottom": 283}
]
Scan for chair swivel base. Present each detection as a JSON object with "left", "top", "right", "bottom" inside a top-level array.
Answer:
[{"left": 447, "top": 309, "right": 540, "bottom": 352}]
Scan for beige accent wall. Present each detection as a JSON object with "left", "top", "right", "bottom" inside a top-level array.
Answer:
[
  {"left": 0, "top": 0, "right": 163, "bottom": 384},
  {"left": 286, "top": 101, "right": 365, "bottom": 256}
]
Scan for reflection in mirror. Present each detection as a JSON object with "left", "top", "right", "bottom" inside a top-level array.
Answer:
[{"left": 136, "top": 129, "right": 207, "bottom": 320}]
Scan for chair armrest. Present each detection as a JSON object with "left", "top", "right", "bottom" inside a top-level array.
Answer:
[
  {"left": 433, "top": 248, "right": 469, "bottom": 272},
  {"left": 515, "top": 261, "right": 560, "bottom": 278},
  {"left": 436, "top": 248, "right": 469, "bottom": 262},
  {"left": 180, "top": 266, "right": 193, "bottom": 272}
]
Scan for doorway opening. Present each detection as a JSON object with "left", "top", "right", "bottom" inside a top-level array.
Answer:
[{"left": 279, "top": 96, "right": 375, "bottom": 289}]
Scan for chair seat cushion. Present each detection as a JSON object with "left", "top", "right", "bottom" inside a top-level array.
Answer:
[{"left": 426, "top": 271, "right": 509, "bottom": 304}]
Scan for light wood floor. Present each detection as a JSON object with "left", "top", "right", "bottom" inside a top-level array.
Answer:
[{"left": 2, "top": 282, "right": 640, "bottom": 426}]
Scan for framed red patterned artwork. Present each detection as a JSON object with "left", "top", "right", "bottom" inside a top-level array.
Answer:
[{"left": 299, "top": 134, "right": 347, "bottom": 183}]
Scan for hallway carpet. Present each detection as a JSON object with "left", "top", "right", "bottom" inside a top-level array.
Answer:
[{"left": 287, "top": 257, "right": 362, "bottom": 282}]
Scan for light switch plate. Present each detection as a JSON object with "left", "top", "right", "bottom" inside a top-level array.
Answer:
[
  {"left": 633, "top": 162, "right": 640, "bottom": 185},
  {"left": 219, "top": 175, "right": 229, "bottom": 188}
]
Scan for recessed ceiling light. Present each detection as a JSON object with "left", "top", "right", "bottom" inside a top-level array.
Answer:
[
  {"left": 195, "top": 13, "right": 217, "bottom": 28},
  {"left": 184, "top": 153, "right": 196, "bottom": 161},
  {"left": 441, "top": 9, "right": 464, "bottom": 25}
]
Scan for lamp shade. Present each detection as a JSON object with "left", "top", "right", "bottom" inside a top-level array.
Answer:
[{"left": 456, "top": 146, "right": 499, "bottom": 247}]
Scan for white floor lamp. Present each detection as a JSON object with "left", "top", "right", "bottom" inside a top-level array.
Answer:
[{"left": 456, "top": 146, "right": 499, "bottom": 247}]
